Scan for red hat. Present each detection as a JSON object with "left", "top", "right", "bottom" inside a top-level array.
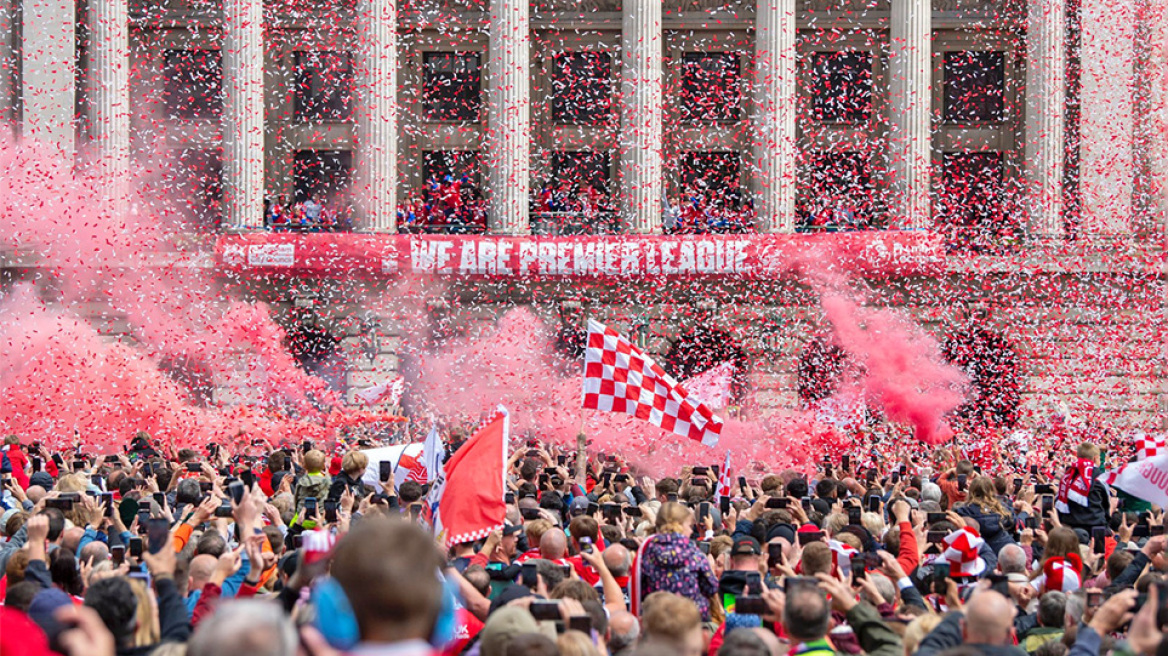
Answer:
[
  {"left": 1039, "top": 554, "right": 1083, "bottom": 593},
  {"left": 329, "top": 455, "right": 343, "bottom": 477},
  {"left": 942, "top": 527, "right": 987, "bottom": 578}
]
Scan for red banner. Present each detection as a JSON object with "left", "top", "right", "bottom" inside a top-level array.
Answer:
[{"left": 215, "top": 231, "right": 945, "bottom": 279}]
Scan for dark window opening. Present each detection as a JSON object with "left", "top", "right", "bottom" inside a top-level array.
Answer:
[
  {"left": 808, "top": 51, "right": 872, "bottom": 124},
  {"left": 937, "top": 152, "right": 1017, "bottom": 250},
  {"left": 170, "top": 148, "right": 223, "bottom": 232},
  {"left": 295, "top": 51, "right": 354, "bottom": 122},
  {"left": 679, "top": 53, "right": 742, "bottom": 123},
  {"left": 797, "top": 152, "right": 878, "bottom": 231},
  {"left": 422, "top": 52, "right": 482, "bottom": 122},
  {"left": 288, "top": 150, "right": 353, "bottom": 230},
  {"left": 404, "top": 151, "right": 485, "bottom": 233},
  {"left": 551, "top": 52, "right": 613, "bottom": 125},
  {"left": 163, "top": 49, "right": 222, "bottom": 119},
  {"left": 672, "top": 151, "right": 753, "bottom": 234},
  {"left": 943, "top": 51, "right": 1005, "bottom": 124}
]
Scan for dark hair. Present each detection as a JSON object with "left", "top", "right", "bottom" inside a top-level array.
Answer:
[
  {"left": 50, "top": 548, "right": 84, "bottom": 597},
  {"left": 519, "top": 460, "right": 540, "bottom": 482},
  {"left": 39, "top": 508, "right": 65, "bottom": 542},
  {"left": 654, "top": 478, "right": 679, "bottom": 498},
  {"left": 398, "top": 481, "right": 424, "bottom": 504},
  {"left": 786, "top": 477, "right": 809, "bottom": 499},
  {"left": 196, "top": 532, "right": 227, "bottom": 558},
  {"left": 85, "top": 577, "right": 139, "bottom": 644},
  {"left": 783, "top": 585, "right": 830, "bottom": 642},
  {"left": 4, "top": 581, "right": 40, "bottom": 612},
  {"left": 815, "top": 479, "right": 836, "bottom": 499},
  {"left": 532, "top": 558, "right": 565, "bottom": 592},
  {"left": 539, "top": 491, "right": 563, "bottom": 514},
  {"left": 268, "top": 451, "right": 288, "bottom": 473}
]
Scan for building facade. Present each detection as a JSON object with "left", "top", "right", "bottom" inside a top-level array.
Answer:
[{"left": 0, "top": 0, "right": 1165, "bottom": 432}]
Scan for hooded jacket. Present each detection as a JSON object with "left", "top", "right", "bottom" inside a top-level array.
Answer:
[{"left": 638, "top": 532, "right": 718, "bottom": 620}]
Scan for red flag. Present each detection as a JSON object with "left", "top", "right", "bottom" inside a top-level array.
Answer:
[
  {"left": 438, "top": 407, "right": 509, "bottom": 547},
  {"left": 582, "top": 320, "right": 722, "bottom": 447}
]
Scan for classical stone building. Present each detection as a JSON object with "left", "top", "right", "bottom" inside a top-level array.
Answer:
[{"left": 0, "top": 0, "right": 1164, "bottom": 431}]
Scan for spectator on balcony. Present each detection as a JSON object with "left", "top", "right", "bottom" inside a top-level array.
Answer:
[{"left": 303, "top": 197, "right": 322, "bottom": 224}]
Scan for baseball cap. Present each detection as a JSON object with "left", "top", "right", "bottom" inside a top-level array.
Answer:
[
  {"left": 502, "top": 523, "right": 524, "bottom": 537},
  {"left": 731, "top": 536, "right": 761, "bottom": 556},
  {"left": 569, "top": 497, "right": 591, "bottom": 516}
]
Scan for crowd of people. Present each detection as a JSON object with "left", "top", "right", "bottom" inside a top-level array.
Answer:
[
  {"left": 265, "top": 197, "right": 352, "bottom": 233},
  {"left": 3, "top": 425, "right": 1167, "bottom": 656},
  {"left": 399, "top": 177, "right": 489, "bottom": 234}
]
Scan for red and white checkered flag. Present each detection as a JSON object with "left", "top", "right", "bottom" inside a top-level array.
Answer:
[
  {"left": 716, "top": 451, "right": 733, "bottom": 501},
  {"left": 582, "top": 319, "right": 723, "bottom": 448},
  {"left": 1102, "top": 432, "right": 1167, "bottom": 486}
]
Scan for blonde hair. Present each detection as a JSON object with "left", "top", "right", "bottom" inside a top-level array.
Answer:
[
  {"left": 4, "top": 434, "right": 19, "bottom": 446},
  {"left": 55, "top": 473, "right": 88, "bottom": 493},
  {"left": 903, "top": 613, "right": 942, "bottom": 655},
  {"left": 1077, "top": 443, "right": 1100, "bottom": 462},
  {"left": 655, "top": 502, "right": 690, "bottom": 535},
  {"left": 558, "top": 630, "right": 601, "bottom": 656},
  {"left": 341, "top": 451, "right": 368, "bottom": 477},
  {"left": 303, "top": 449, "right": 326, "bottom": 474},
  {"left": 128, "top": 578, "right": 160, "bottom": 647}
]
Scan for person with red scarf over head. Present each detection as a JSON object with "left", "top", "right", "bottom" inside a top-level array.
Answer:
[{"left": 1055, "top": 442, "right": 1110, "bottom": 536}]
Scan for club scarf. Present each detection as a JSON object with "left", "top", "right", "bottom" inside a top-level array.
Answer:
[{"left": 1055, "top": 458, "right": 1095, "bottom": 512}]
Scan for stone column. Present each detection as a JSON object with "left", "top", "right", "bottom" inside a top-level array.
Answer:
[
  {"left": 90, "top": 0, "right": 131, "bottom": 208},
  {"left": 221, "top": 0, "right": 265, "bottom": 231},
  {"left": 1078, "top": 0, "right": 1135, "bottom": 234},
  {"left": 0, "top": 0, "right": 15, "bottom": 139},
  {"left": 21, "top": 0, "right": 75, "bottom": 154},
  {"left": 1023, "top": 0, "right": 1065, "bottom": 237},
  {"left": 752, "top": 0, "right": 797, "bottom": 233},
  {"left": 887, "top": 0, "right": 931, "bottom": 229},
  {"left": 486, "top": 0, "right": 530, "bottom": 235},
  {"left": 1148, "top": 0, "right": 1168, "bottom": 229},
  {"left": 354, "top": 0, "right": 397, "bottom": 233},
  {"left": 618, "top": 0, "right": 663, "bottom": 234}
]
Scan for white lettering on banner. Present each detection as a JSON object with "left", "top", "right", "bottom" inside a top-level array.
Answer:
[
  {"left": 574, "top": 242, "right": 598, "bottom": 276},
  {"left": 411, "top": 240, "right": 455, "bottom": 273},
  {"left": 621, "top": 243, "right": 639, "bottom": 275},
  {"left": 537, "top": 242, "right": 556, "bottom": 274},
  {"left": 517, "top": 241, "right": 538, "bottom": 273},
  {"left": 247, "top": 244, "right": 295, "bottom": 267},
  {"left": 495, "top": 241, "right": 514, "bottom": 274},
  {"left": 644, "top": 242, "right": 660, "bottom": 274},
  {"left": 556, "top": 243, "right": 571, "bottom": 275},
  {"left": 660, "top": 242, "right": 678, "bottom": 274},
  {"left": 459, "top": 241, "right": 478, "bottom": 274}
]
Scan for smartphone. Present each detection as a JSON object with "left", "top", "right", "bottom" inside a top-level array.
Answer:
[
  {"left": 693, "top": 466, "right": 708, "bottom": 476},
  {"left": 766, "top": 497, "right": 789, "bottom": 509},
  {"left": 602, "top": 503, "right": 622, "bottom": 520},
  {"left": 736, "top": 595, "right": 768, "bottom": 615},
  {"left": 128, "top": 536, "right": 144, "bottom": 558},
  {"left": 579, "top": 537, "right": 594, "bottom": 554},
  {"left": 520, "top": 507, "right": 541, "bottom": 521},
  {"left": 1035, "top": 484, "right": 1055, "bottom": 495},
  {"left": 841, "top": 455, "right": 850, "bottom": 470},
  {"left": 697, "top": 502, "right": 710, "bottom": 524},
  {"left": 325, "top": 501, "right": 339, "bottom": 523},
  {"left": 720, "top": 496, "right": 731, "bottom": 515},
  {"left": 784, "top": 576, "right": 819, "bottom": 594},
  {"left": 927, "top": 512, "right": 947, "bottom": 525},
  {"left": 1013, "top": 477, "right": 1023, "bottom": 490},
  {"left": 186, "top": 462, "right": 201, "bottom": 473},
  {"left": 1041, "top": 496, "right": 1054, "bottom": 514},
  {"left": 932, "top": 562, "right": 950, "bottom": 595},
  {"left": 539, "top": 473, "right": 550, "bottom": 487},
  {"left": 957, "top": 474, "right": 967, "bottom": 491},
  {"left": 31, "top": 456, "right": 42, "bottom": 472},
  {"left": 847, "top": 507, "right": 861, "bottom": 525},
  {"left": 927, "top": 530, "right": 947, "bottom": 544},
  {"left": 1093, "top": 527, "right": 1106, "bottom": 554},
  {"left": 1030, "top": 464, "right": 1039, "bottom": 476},
  {"left": 45, "top": 497, "right": 74, "bottom": 511},
  {"left": 521, "top": 562, "right": 539, "bottom": 589},
  {"left": 745, "top": 571, "right": 762, "bottom": 593},
  {"left": 52, "top": 453, "right": 64, "bottom": 467},
  {"left": 225, "top": 480, "right": 244, "bottom": 506},
  {"left": 851, "top": 554, "right": 868, "bottom": 580},
  {"left": 698, "top": 540, "right": 711, "bottom": 554},
  {"left": 797, "top": 531, "right": 824, "bottom": 546},
  {"left": 91, "top": 474, "right": 103, "bottom": 489},
  {"left": 1152, "top": 525, "right": 1166, "bottom": 537},
  {"left": 301, "top": 440, "right": 313, "bottom": 453},
  {"left": 824, "top": 463, "right": 833, "bottom": 478},
  {"left": 568, "top": 616, "right": 591, "bottom": 633},
  {"left": 146, "top": 518, "right": 170, "bottom": 554},
  {"left": 505, "top": 492, "right": 516, "bottom": 504},
  {"left": 304, "top": 497, "right": 318, "bottom": 514},
  {"left": 153, "top": 492, "right": 166, "bottom": 509},
  {"left": 867, "top": 495, "right": 881, "bottom": 512},
  {"left": 1134, "top": 524, "right": 1151, "bottom": 538},
  {"left": 111, "top": 544, "right": 126, "bottom": 566},
  {"left": 239, "top": 470, "right": 255, "bottom": 490},
  {"left": 137, "top": 508, "right": 151, "bottom": 528},
  {"left": 801, "top": 497, "right": 812, "bottom": 511},
  {"left": 556, "top": 455, "right": 567, "bottom": 466},
  {"left": 1087, "top": 591, "right": 1103, "bottom": 608},
  {"left": 626, "top": 506, "right": 642, "bottom": 518},
  {"left": 768, "top": 542, "right": 784, "bottom": 563},
  {"left": 199, "top": 481, "right": 213, "bottom": 493},
  {"left": 890, "top": 470, "right": 900, "bottom": 484},
  {"left": 738, "top": 476, "right": 748, "bottom": 490},
  {"left": 530, "top": 600, "right": 561, "bottom": 621},
  {"left": 72, "top": 460, "right": 86, "bottom": 471},
  {"left": 101, "top": 492, "right": 114, "bottom": 518},
  {"left": 214, "top": 502, "right": 233, "bottom": 518},
  {"left": 292, "top": 534, "right": 304, "bottom": 549}
]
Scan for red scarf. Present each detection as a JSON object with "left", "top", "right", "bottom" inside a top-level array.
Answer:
[{"left": 1056, "top": 458, "right": 1095, "bottom": 512}]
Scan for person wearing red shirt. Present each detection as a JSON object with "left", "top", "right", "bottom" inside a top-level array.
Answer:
[{"left": 4, "top": 435, "right": 29, "bottom": 490}]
